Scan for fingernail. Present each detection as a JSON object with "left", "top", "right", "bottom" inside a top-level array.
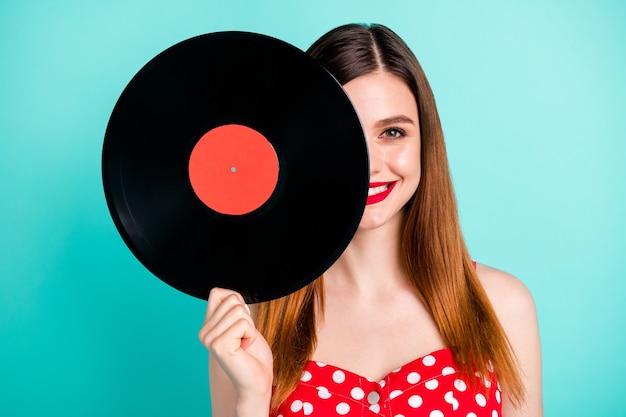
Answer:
[{"left": 244, "top": 303, "right": 251, "bottom": 315}]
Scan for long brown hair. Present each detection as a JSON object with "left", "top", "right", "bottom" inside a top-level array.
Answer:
[{"left": 255, "top": 23, "right": 524, "bottom": 410}]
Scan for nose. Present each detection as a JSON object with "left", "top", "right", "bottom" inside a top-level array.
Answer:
[{"left": 367, "top": 139, "right": 383, "bottom": 176}]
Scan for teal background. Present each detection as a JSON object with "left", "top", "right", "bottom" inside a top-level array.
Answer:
[{"left": 1, "top": 0, "right": 624, "bottom": 415}]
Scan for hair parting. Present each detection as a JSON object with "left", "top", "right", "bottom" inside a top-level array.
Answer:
[{"left": 255, "top": 23, "right": 524, "bottom": 411}]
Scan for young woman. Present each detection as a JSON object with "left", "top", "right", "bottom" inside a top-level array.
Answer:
[{"left": 199, "top": 23, "right": 543, "bottom": 417}]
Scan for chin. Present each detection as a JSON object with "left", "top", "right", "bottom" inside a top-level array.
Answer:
[{"left": 357, "top": 213, "right": 390, "bottom": 231}]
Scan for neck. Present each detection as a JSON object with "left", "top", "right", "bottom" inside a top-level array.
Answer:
[{"left": 323, "top": 215, "right": 408, "bottom": 299}]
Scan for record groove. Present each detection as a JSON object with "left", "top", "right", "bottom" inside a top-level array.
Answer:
[{"left": 102, "top": 31, "right": 369, "bottom": 302}]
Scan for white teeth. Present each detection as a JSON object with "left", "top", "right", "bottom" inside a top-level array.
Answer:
[{"left": 368, "top": 184, "right": 390, "bottom": 196}]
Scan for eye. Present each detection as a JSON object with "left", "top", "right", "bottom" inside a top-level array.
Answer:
[{"left": 381, "top": 128, "right": 406, "bottom": 139}]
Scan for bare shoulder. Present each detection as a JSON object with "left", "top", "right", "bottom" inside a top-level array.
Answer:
[
  {"left": 473, "top": 262, "right": 540, "bottom": 357},
  {"left": 475, "top": 262, "right": 537, "bottom": 322},
  {"left": 475, "top": 262, "right": 544, "bottom": 415}
]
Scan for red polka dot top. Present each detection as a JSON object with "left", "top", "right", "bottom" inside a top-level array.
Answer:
[{"left": 271, "top": 347, "right": 501, "bottom": 417}]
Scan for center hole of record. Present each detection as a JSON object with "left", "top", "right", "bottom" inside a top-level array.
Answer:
[{"left": 188, "top": 124, "right": 279, "bottom": 215}]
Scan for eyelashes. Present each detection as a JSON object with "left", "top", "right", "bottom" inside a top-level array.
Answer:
[{"left": 380, "top": 127, "right": 406, "bottom": 139}]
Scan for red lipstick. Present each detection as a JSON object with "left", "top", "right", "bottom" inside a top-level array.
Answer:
[{"left": 366, "top": 181, "right": 396, "bottom": 205}]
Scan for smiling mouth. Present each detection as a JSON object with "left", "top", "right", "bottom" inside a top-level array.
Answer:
[
  {"left": 368, "top": 184, "right": 390, "bottom": 196},
  {"left": 366, "top": 181, "right": 396, "bottom": 205}
]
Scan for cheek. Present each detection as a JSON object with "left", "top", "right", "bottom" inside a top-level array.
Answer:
[{"left": 391, "top": 146, "right": 421, "bottom": 181}]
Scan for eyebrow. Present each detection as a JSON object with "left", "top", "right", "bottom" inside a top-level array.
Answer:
[{"left": 374, "top": 115, "right": 416, "bottom": 127}]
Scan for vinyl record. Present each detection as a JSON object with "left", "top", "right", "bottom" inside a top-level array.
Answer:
[{"left": 102, "top": 31, "right": 369, "bottom": 303}]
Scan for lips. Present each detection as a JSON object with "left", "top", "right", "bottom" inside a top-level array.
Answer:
[{"left": 366, "top": 181, "right": 396, "bottom": 205}]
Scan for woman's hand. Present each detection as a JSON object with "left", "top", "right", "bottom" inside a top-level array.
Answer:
[{"left": 199, "top": 288, "right": 273, "bottom": 415}]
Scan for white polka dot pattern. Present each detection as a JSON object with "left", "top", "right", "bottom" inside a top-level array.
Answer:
[
  {"left": 350, "top": 387, "right": 365, "bottom": 400},
  {"left": 316, "top": 386, "right": 331, "bottom": 399},
  {"left": 422, "top": 355, "right": 436, "bottom": 366},
  {"left": 444, "top": 391, "right": 459, "bottom": 410},
  {"left": 406, "top": 372, "right": 420, "bottom": 384},
  {"left": 389, "top": 390, "right": 402, "bottom": 399},
  {"left": 336, "top": 402, "right": 350, "bottom": 415},
  {"left": 271, "top": 347, "right": 502, "bottom": 417},
  {"left": 332, "top": 370, "right": 346, "bottom": 384},
  {"left": 408, "top": 395, "right": 423, "bottom": 408},
  {"left": 454, "top": 379, "right": 467, "bottom": 392},
  {"left": 475, "top": 393, "right": 487, "bottom": 407}
]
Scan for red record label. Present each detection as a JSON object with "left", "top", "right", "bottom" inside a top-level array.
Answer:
[
  {"left": 103, "top": 31, "right": 368, "bottom": 301},
  {"left": 188, "top": 124, "right": 279, "bottom": 215}
]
